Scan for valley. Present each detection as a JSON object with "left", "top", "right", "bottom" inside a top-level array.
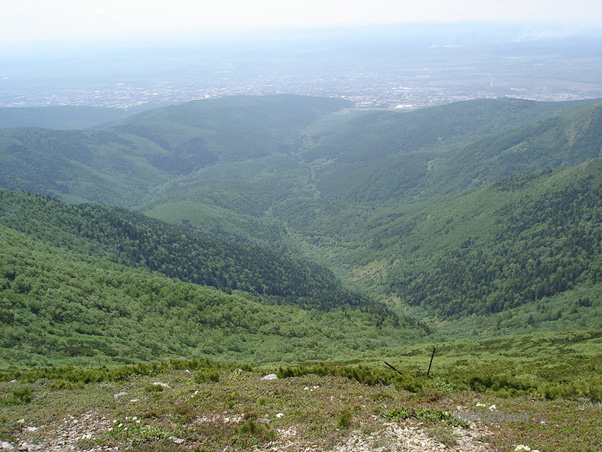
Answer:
[{"left": 1, "top": 94, "right": 602, "bottom": 451}]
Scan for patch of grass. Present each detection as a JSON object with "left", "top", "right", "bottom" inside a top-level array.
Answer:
[
  {"left": 144, "top": 384, "right": 164, "bottom": 393},
  {"left": 194, "top": 370, "right": 220, "bottom": 383},
  {"left": 235, "top": 419, "right": 277, "bottom": 444},
  {"left": 129, "top": 445, "right": 183, "bottom": 452},
  {"left": 108, "top": 417, "right": 171, "bottom": 445},
  {"left": 427, "top": 424, "right": 459, "bottom": 448},
  {"left": 0, "top": 388, "right": 32, "bottom": 406},
  {"left": 337, "top": 409, "right": 353, "bottom": 430}
]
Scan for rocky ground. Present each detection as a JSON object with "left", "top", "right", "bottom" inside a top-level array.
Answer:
[
  {"left": 3, "top": 410, "right": 493, "bottom": 452},
  {"left": 3, "top": 369, "right": 588, "bottom": 452}
]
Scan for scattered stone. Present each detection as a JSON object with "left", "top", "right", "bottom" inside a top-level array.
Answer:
[
  {"left": 152, "top": 382, "right": 171, "bottom": 388},
  {"left": 257, "top": 418, "right": 272, "bottom": 424},
  {"left": 113, "top": 392, "right": 128, "bottom": 399},
  {"left": 129, "top": 399, "right": 139, "bottom": 403},
  {"left": 9, "top": 380, "right": 17, "bottom": 383},
  {"left": 260, "top": 374, "right": 278, "bottom": 381},
  {"left": 276, "top": 413, "right": 284, "bottom": 418},
  {"left": 196, "top": 414, "right": 243, "bottom": 425},
  {"left": 7, "top": 411, "right": 128, "bottom": 452},
  {"left": 169, "top": 437, "right": 185, "bottom": 445}
]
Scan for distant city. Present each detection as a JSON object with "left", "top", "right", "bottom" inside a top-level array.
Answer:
[
  {"left": 2, "top": 27, "right": 601, "bottom": 110},
  {"left": 3, "top": 70, "right": 600, "bottom": 111}
]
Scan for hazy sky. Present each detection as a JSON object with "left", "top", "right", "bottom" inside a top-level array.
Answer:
[{"left": 2, "top": 0, "right": 602, "bottom": 44}]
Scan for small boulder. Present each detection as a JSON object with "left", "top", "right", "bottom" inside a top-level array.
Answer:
[{"left": 260, "top": 374, "right": 278, "bottom": 381}]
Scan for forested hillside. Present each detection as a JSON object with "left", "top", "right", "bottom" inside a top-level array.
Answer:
[
  {"left": 0, "top": 126, "right": 170, "bottom": 206},
  {"left": 301, "top": 99, "right": 602, "bottom": 204},
  {"left": 0, "top": 223, "right": 422, "bottom": 367},
  {"left": 344, "top": 160, "right": 602, "bottom": 331},
  {"left": 1, "top": 95, "right": 602, "bottom": 340},
  {"left": 0, "top": 95, "right": 351, "bottom": 208},
  {"left": 422, "top": 101, "right": 602, "bottom": 197},
  {"left": 0, "top": 189, "right": 390, "bottom": 314},
  {"left": 139, "top": 98, "right": 602, "bottom": 250},
  {"left": 107, "top": 94, "right": 352, "bottom": 165}
]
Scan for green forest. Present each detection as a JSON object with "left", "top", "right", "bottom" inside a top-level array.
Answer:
[
  {"left": 1, "top": 95, "right": 602, "bottom": 364},
  {"left": 0, "top": 220, "right": 422, "bottom": 367},
  {"left": 354, "top": 162, "right": 602, "bottom": 320}
]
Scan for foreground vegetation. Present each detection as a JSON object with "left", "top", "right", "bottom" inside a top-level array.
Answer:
[{"left": 1, "top": 332, "right": 601, "bottom": 451}]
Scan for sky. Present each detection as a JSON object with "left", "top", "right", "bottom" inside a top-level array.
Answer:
[{"left": 1, "top": 0, "right": 602, "bottom": 45}]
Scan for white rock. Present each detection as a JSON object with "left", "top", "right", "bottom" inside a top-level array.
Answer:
[
  {"left": 260, "top": 374, "right": 278, "bottom": 381},
  {"left": 1, "top": 442, "right": 15, "bottom": 451}
]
